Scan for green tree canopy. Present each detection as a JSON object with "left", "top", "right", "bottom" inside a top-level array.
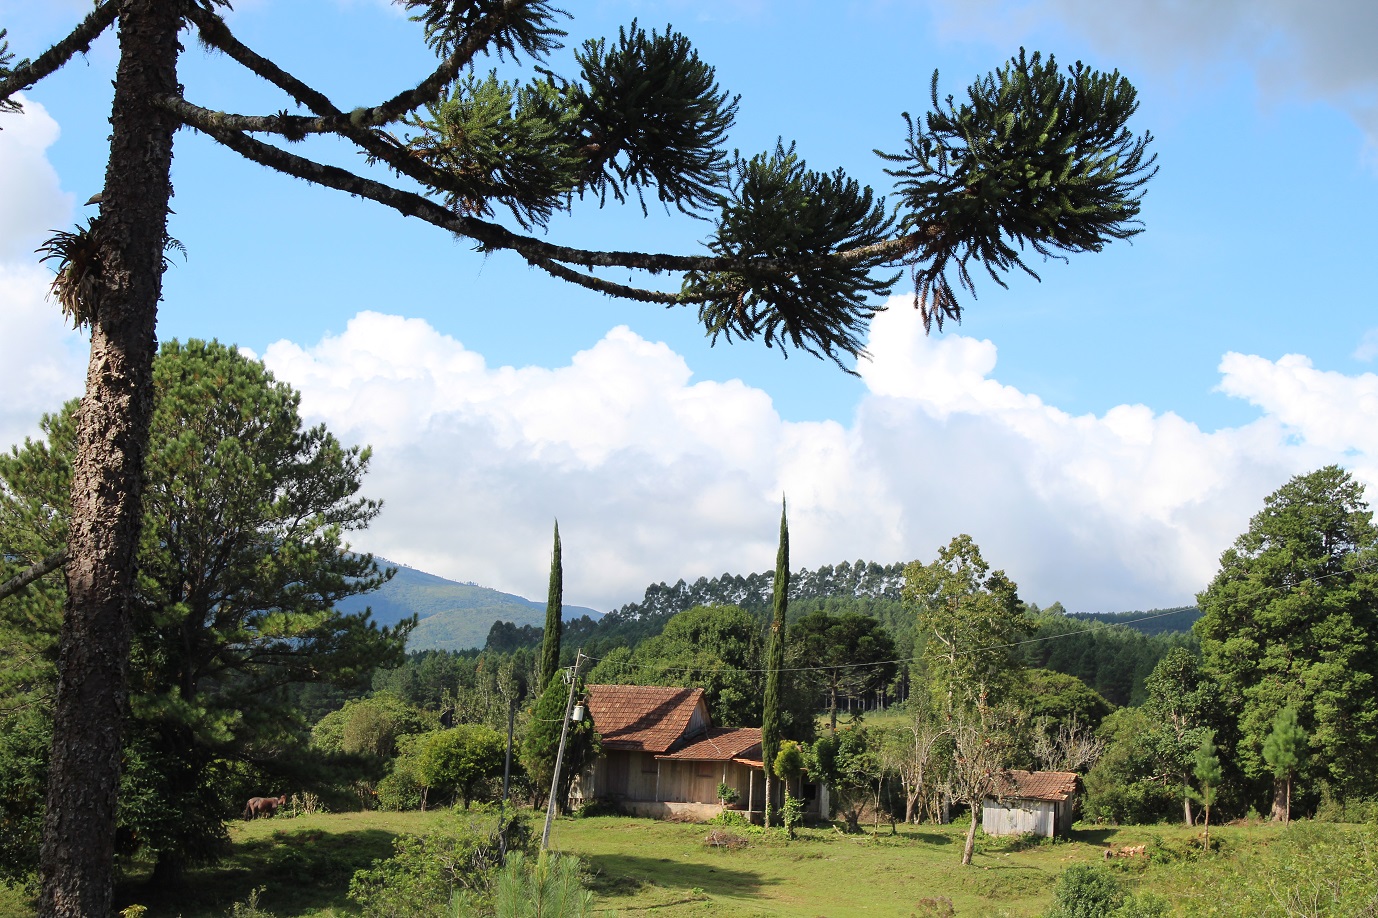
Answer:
[
  {"left": 1013, "top": 669, "right": 1112, "bottom": 731},
  {"left": 520, "top": 671, "right": 599, "bottom": 814},
  {"left": 1196, "top": 466, "right": 1378, "bottom": 802},
  {"left": 414, "top": 724, "right": 506, "bottom": 808},
  {"left": 1083, "top": 706, "right": 1179, "bottom": 826},
  {"left": 790, "top": 610, "right": 897, "bottom": 733},
  {"left": 587, "top": 604, "right": 764, "bottom": 728},
  {"left": 904, "top": 534, "right": 1026, "bottom": 715},
  {"left": 311, "top": 692, "right": 435, "bottom": 760},
  {"left": 810, "top": 726, "right": 883, "bottom": 835},
  {"left": 0, "top": 340, "right": 408, "bottom": 881},
  {"left": 1139, "top": 647, "right": 1219, "bottom": 825}
]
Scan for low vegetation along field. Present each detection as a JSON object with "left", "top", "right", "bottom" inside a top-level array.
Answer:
[{"left": 36, "top": 810, "right": 1371, "bottom": 918}]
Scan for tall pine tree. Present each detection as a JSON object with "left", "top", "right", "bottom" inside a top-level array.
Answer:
[
  {"left": 762, "top": 500, "right": 788, "bottom": 827},
  {"left": 539, "top": 521, "right": 563, "bottom": 692}
]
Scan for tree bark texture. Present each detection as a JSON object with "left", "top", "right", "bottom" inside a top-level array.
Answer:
[
  {"left": 1271, "top": 778, "right": 1289, "bottom": 823},
  {"left": 962, "top": 806, "right": 978, "bottom": 865},
  {"left": 38, "top": 2, "right": 178, "bottom": 915}
]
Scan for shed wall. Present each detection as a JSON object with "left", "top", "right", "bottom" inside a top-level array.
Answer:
[{"left": 983, "top": 800, "right": 1057, "bottom": 837}]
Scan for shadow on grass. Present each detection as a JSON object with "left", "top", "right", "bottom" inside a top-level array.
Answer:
[
  {"left": 115, "top": 826, "right": 401, "bottom": 918},
  {"left": 582, "top": 851, "right": 767, "bottom": 901},
  {"left": 1069, "top": 827, "right": 1118, "bottom": 846}
]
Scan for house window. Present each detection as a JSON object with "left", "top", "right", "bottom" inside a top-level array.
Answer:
[
  {"left": 641, "top": 754, "right": 658, "bottom": 774},
  {"left": 695, "top": 762, "right": 713, "bottom": 778}
]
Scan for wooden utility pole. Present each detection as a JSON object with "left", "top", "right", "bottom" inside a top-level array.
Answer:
[{"left": 541, "top": 649, "right": 584, "bottom": 851}]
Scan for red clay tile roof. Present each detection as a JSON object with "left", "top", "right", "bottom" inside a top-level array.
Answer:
[
  {"left": 585, "top": 685, "right": 706, "bottom": 753},
  {"left": 657, "top": 727, "right": 763, "bottom": 762},
  {"left": 991, "top": 770, "right": 1080, "bottom": 802}
]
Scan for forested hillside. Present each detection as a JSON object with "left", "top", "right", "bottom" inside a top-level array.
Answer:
[
  {"left": 336, "top": 561, "right": 600, "bottom": 650},
  {"left": 475, "top": 561, "right": 1192, "bottom": 707}
]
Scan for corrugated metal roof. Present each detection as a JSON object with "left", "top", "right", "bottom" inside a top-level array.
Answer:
[
  {"left": 584, "top": 684, "right": 706, "bottom": 753},
  {"left": 657, "top": 727, "right": 762, "bottom": 762},
  {"left": 991, "top": 770, "right": 1080, "bottom": 802}
]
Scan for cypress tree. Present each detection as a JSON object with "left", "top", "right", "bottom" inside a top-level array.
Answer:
[
  {"left": 538, "top": 521, "right": 563, "bottom": 691},
  {"left": 762, "top": 500, "right": 788, "bottom": 827}
]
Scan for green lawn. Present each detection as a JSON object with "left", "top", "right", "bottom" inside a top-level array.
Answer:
[
  {"left": 30, "top": 810, "right": 1360, "bottom": 917},
  {"left": 113, "top": 810, "right": 457, "bottom": 918},
  {"left": 554, "top": 817, "right": 1133, "bottom": 917}
]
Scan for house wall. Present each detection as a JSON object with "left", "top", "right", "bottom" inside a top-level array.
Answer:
[
  {"left": 582, "top": 750, "right": 661, "bottom": 802},
  {"left": 982, "top": 799, "right": 1058, "bottom": 837},
  {"left": 657, "top": 759, "right": 737, "bottom": 804},
  {"left": 578, "top": 753, "right": 828, "bottom": 822}
]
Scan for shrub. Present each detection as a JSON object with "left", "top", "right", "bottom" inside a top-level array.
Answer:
[
  {"left": 711, "top": 809, "right": 751, "bottom": 828},
  {"left": 348, "top": 811, "right": 533, "bottom": 917},
  {"left": 376, "top": 770, "right": 423, "bottom": 812},
  {"left": 1212, "top": 822, "right": 1378, "bottom": 917},
  {"left": 1116, "top": 893, "right": 1170, "bottom": 918},
  {"left": 781, "top": 791, "right": 805, "bottom": 839},
  {"left": 287, "top": 792, "right": 326, "bottom": 817},
  {"left": 225, "top": 887, "right": 277, "bottom": 918},
  {"left": 1314, "top": 784, "right": 1378, "bottom": 825},
  {"left": 1046, "top": 866, "right": 1172, "bottom": 918},
  {"left": 1046, "top": 865, "right": 1125, "bottom": 918}
]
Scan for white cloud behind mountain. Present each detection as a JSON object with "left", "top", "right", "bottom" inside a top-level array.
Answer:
[{"left": 253, "top": 306, "right": 1373, "bottom": 613}]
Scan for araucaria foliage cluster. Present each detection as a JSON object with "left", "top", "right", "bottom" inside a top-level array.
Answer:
[{"left": 879, "top": 49, "right": 1156, "bottom": 331}]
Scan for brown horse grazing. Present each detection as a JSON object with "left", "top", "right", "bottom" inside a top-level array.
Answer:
[{"left": 243, "top": 794, "right": 288, "bottom": 820}]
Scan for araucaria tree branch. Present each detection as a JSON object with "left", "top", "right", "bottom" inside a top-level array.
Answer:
[{"left": 0, "top": 2, "right": 120, "bottom": 113}]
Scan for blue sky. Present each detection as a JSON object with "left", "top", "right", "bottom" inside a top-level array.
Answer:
[{"left": 2, "top": 0, "right": 1376, "bottom": 614}]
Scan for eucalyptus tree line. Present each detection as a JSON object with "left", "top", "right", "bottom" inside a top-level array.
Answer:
[{"left": 0, "top": 2, "right": 1155, "bottom": 913}]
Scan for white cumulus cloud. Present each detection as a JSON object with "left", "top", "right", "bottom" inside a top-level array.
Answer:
[
  {"left": 0, "top": 96, "right": 87, "bottom": 450},
  {"left": 258, "top": 301, "right": 1378, "bottom": 615}
]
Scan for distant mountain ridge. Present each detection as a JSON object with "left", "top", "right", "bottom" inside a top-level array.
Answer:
[{"left": 336, "top": 560, "right": 601, "bottom": 652}]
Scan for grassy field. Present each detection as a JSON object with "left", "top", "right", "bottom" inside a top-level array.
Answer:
[
  {"left": 556, "top": 816, "right": 1098, "bottom": 916},
  {"left": 0, "top": 810, "right": 1360, "bottom": 917}
]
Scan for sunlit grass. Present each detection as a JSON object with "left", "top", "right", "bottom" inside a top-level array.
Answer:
[{"left": 97, "top": 808, "right": 1376, "bottom": 917}]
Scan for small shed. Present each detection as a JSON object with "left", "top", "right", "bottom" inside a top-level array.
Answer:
[{"left": 982, "top": 770, "right": 1080, "bottom": 837}]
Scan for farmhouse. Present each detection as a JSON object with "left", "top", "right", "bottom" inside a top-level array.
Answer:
[
  {"left": 573, "top": 684, "right": 827, "bottom": 821},
  {"left": 982, "top": 770, "right": 1080, "bottom": 837}
]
